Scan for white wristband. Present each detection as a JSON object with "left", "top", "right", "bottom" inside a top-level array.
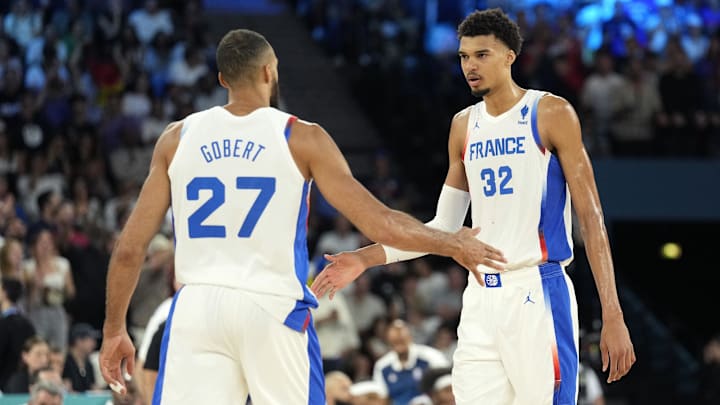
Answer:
[{"left": 382, "top": 185, "right": 470, "bottom": 264}]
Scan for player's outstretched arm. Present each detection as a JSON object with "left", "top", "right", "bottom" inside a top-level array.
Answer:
[
  {"left": 99, "top": 122, "right": 180, "bottom": 394},
  {"left": 289, "top": 119, "right": 502, "bottom": 277},
  {"left": 540, "top": 95, "right": 636, "bottom": 383},
  {"left": 310, "top": 110, "right": 505, "bottom": 298}
]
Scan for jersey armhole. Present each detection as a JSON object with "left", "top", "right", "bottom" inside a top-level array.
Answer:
[
  {"left": 531, "top": 94, "right": 546, "bottom": 154},
  {"left": 460, "top": 106, "right": 475, "bottom": 161},
  {"left": 284, "top": 115, "right": 298, "bottom": 140}
]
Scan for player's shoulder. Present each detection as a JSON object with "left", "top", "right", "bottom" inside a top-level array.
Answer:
[
  {"left": 537, "top": 92, "right": 576, "bottom": 117},
  {"left": 154, "top": 120, "right": 184, "bottom": 163},
  {"left": 158, "top": 120, "right": 184, "bottom": 143},
  {"left": 451, "top": 105, "right": 474, "bottom": 126},
  {"left": 287, "top": 117, "right": 330, "bottom": 144}
]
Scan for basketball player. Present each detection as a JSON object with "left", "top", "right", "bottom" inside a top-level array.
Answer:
[
  {"left": 98, "top": 29, "right": 506, "bottom": 405},
  {"left": 312, "top": 9, "right": 635, "bottom": 404}
]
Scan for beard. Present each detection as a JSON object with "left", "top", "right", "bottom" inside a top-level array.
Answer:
[
  {"left": 471, "top": 87, "right": 490, "bottom": 98},
  {"left": 270, "top": 77, "right": 280, "bottom": 108}
]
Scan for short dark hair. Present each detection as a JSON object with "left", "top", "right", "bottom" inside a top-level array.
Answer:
[
  {"left": 216, "top": 29, "right": 272, "bottom": 85},
  {"left": 457, "top": 8, "right": 523, "bottom": 56},
  {"left": 1, "top": 276, "right": 23, "bottom": 303}
]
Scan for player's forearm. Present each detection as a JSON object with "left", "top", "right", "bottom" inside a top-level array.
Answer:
[
  {"left": 580, "top": 212, "right": 623, "bottom": 320},
  {"left": 376, "top": 209, "right": 462, "bottom": 258},
  {"left": 103, "top": 245, "right": 146, "bottom": 335}
]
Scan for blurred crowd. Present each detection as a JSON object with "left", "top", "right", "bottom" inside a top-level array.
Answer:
[
  {"left": 295, "top": 0, "right": 720, "bottom": 200},
  {"left": 0, "top": 0, "right": 213, "bottom": 403}
]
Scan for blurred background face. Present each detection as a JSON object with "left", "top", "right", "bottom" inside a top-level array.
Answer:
[
  {"left": 33, "top": 230, "right": 55, "bottom": 257},
  {"left": 23, "top": 342, "right": 50, "bottom": 373},
  {"left": 386, "top": 325, "right": 411, "bottom": 357},
  {"left": 49, "top": 349, "right": 64, "bottom": 374},
  {"left": 459, "top": 35, "right": 511, "bottom": 98},
  {"left": 75, "top": 336, "right": 97, "bottom": 354}
]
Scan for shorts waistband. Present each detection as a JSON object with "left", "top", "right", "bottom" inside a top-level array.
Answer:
[{"left": 481, "top": 262, "right": 564, "bottom": 288}]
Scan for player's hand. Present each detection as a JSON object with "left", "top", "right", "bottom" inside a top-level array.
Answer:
[
  {"left": 452, "top": 227, "right": 507, "bottom": 285},
  {"left": 311, "top": 252, "right": 365, "bottom": 299},
  {"left": 99, "top": 331, "right": 136, "bottom": 395},
  {"left": 600, "top": 315, "right": 636, "bottom": 383}
]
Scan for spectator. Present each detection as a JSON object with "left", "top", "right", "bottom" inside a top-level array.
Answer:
[
  {"left": 62, "top": 322, "right": 99, "bottom": 392},
  {"left": 610, "top": 58, "right": 663, "bottom": 156},
  {"left": 47, "top": 344, "right": 64, "bottom": 377},
  {"left": 0, "top": 277, "right": 36, "bottom": 388},
  {"left": 128, "top": 233, "right": 172, "bottom": 345},
  {"left": 346, "top": 273, "right": 386, "bottom": 335},
  {"left": 430, "top": 324, "right": 456, "bottom": 365},
  {"left": 193, "top": 72, "right": 226, "bottom": 112},
  {"left": 27, "top": 379, "right": 64, "bottom": 405},
  {"left": 3, "top": 0, "right": 41, "bottom": 49},
  {"left": 3, "top": 335, "right": 49, "bottom": 393},
  {"left": 141, "top": 319, "right": 165, "bottom": 405},
  {"left": 28, "top": 189, "right": 61, "bottom": 236},
  {"left": 410, "top": 367, "right": 454, "bottom": 405},
  {"left": 578, "top": 363, "right": 605, "bottom": 405},
  {"left": 128, "top": 0, "right": 174, "bottom": 46},
  {"left": 373, "top": 320, "right": 449, "bottom": 405},
  {"left": 0, "top": 237, "right": 25, "bottom": 279},
  {"left": 313, "top": 291, "right": 360, "bottom": 373},
  {"left": 681, "top": 15, "right": 709, "bottom": 65},
  {"left": 314, "top": 214, "right": 361, "bottom": 270},
  {"left": 326, "top": 370, "right": 353, "bottom": 405},
  {"left": 698, "top": 335, "right": 720, "bottom": 404},
  {"left": 580, "top": 50, "right": 624, "bottom": 155},
  {"left": 349, "top": 380, "right": 387, "bottom": 405},
  {"left": 29, "top": 365, "right": 63, "bottom": 391},
  {"left": 23, "top": 229, "right": 75, "bottom": 350},
  {"left": 657, "top": 41, "right": 704, "bottom": 155},
  {"left": 168, "top": 46, "right": 208, "bottom": 88},
  {"left": 141, "top": 98, "right": 169, "bottom": 145},
  {"left": 121, "top": 73, "right": 152, "bottom": 118},
  {"left": 17, "top": 155, "right": 65, "bottom": 221}
]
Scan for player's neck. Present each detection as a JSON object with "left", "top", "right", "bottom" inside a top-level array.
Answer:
[
  {"left": 482, "top": 81, "right": 525, "bottom": 117},
  {"left": 224, "top": 91, "right": 270, "bottom": 116}
]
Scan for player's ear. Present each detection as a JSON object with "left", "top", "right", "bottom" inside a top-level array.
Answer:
[
  {"left": 262, "top": 64, "right": 273, "bottom": 84},
  {"left": 218, "top": 72, "right": 230, "bottom": 89},
  {"left": 506, "top": 50, "right": 516, "bottom": 67}
]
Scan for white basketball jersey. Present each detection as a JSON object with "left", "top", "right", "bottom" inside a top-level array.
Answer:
[
  {"left": 463, "top": 90, "right": 573, "bottom": 272},
  {"left": 168, "top": 106, "right": 316, "bottom": 332}
]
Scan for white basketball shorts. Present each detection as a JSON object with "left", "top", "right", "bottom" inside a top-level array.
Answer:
[
  {"left": 452, "top": 262, "right": 579, "bottom": 405},
  {"left": 152, "top": 284, "right": 325, "bottom": 404}
]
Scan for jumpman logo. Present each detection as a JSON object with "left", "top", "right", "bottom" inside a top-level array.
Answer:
[{"left": 524, "top": 291, "right": 535, "bottom": 304}]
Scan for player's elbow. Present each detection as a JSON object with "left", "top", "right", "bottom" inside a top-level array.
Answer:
[{"left": 112, "top": 241, "right": 146, "bottom": 267}]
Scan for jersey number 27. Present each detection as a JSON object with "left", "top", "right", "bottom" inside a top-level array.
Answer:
[{"left": 186, "top": 176, "right": 276, "bottom": 238}]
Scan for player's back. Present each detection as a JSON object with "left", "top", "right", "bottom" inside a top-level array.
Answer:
[
  {"left": 168, "top": 106, "right": 316, "bottom": 330},
  {"left": 463, "top": 90, "right": 573, "bottom": 272}
]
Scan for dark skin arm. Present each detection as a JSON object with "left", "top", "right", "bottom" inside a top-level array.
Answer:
[
  {"left": 287, "top": 119, "right": 503, "bottom": 273},
  {"left": 538, "top": 95, "right": 635, "bottom": 383},
  {"left": 311, "top": 108, "right": 506, "bottom": 298},
  {"left": 99, "top": 122, "right": 180, "bottom": 394}
]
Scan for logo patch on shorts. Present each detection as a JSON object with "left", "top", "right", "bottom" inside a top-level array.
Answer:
[{"left": 484, "top": 273, "right": 501, "bottom": 288}]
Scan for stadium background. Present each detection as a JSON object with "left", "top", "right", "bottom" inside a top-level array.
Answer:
[{"left": 0, "top": 0, "right": 718, "bottom": 404}]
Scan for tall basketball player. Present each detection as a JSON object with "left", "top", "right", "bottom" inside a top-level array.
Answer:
[
  {"left": 97, "top": 29, "right": 505, "bottom": 405},
  {"left": 312, "top": 9, "right": 635, "bottom": 405}
]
